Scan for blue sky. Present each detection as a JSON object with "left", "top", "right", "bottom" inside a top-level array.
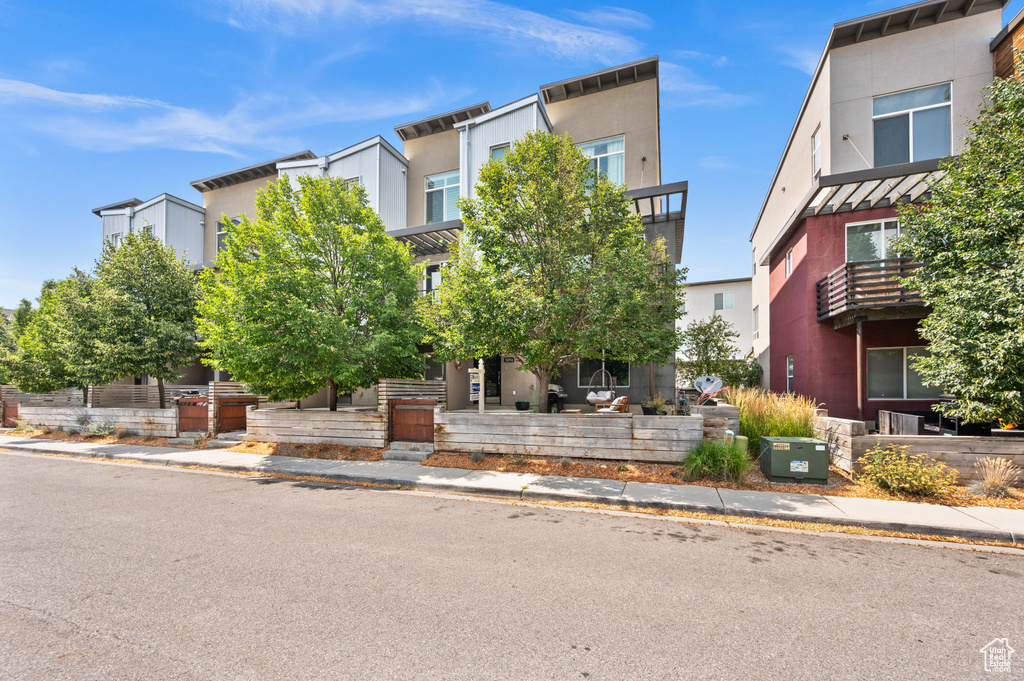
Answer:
[{"left": 2, "top": 0, "right": 1022, "bottom": 307}]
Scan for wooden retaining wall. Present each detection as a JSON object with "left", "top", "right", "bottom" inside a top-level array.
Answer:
[
  {"left": 814, "top": 416, "right": 867, "bottom": 472},
  {"left": 434, "top": 412, "right": 703, "bottom": 463},
  {"left": 378, "top": 379, "right": 446, "bottom": 412},
  {"left": 690, "top": 404, "right": 740, "bottom": 442},
  {"left": 17, "top": 406, "right": 177, "bottom": 437},
  {"left": 246, "top": 407, "right": 387, "bottom": 449}
]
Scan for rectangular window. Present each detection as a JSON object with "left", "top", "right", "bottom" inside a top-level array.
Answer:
[
  {"left": 714, "top": 291, "right": 734, "bottom": 311},
  {"left": 424, "top": 263, "right": 443, "bottom": 295},
  {"left": 753, "top": 306, "right": 760, "bottom": 340},
  {"left": 425, "top": 170, "right": 460, "bottom": 223},
  {"left": 846, "top": 219, "right": 900, "bottom": 262},
  {"left": 109, "top": 233, "right": 121, "bottom": 247},
  {"left": 786, "top": 355, "right": 794, "bottom": 393},
  {"left": 873, "top": 83, "right": 951, "bottom": 167},
  {"left": 578, "top": 357, "right": 630, "bottom": 388},
  {"left": 867, "top": 346, "right": 943, "bottom": 399},
  {"left": 578, "top": 135, "right": 625, "bottom": 185},
  {"left": 490, "top": 144, "right": 509, "bottom": 161},
  {"left": 811, "top": 126, "right": 822, "bottom": 177},
  {"left": 785, "top": 249, "right": 793, "bottom": 277},
  {"left": 217, "top": 218, "right": 240, "bottom": 254}
]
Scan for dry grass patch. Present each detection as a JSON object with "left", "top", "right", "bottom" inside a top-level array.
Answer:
[
  {"left": 5, "top": 427, "right": 173, "bottom": 448},
  {"left": 226, "top": 440, "right": 383, "bottom": 461},
  {"left": 424, "top": 453, "right": 1024, "bottom": 510}
]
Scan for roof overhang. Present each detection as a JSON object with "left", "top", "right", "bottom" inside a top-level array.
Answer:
[
  {"left": 394, "top": 103, "right": 491, "bottom": 142},
  {"left": 625, "top": 181, "right": 688, "bottom": 264},
  {"left": 390, "top": 220, "right": 463, "bottom": 257},
  {"left": 459, "top": 94, "right": 552, "bottom": 133},
  {"left": 540, "top": 56, "right": 659, "bottom": 105},
  {"left": 990, "top": 4, "right": 1024, "bottom": 51},
  {"left": 92, "top": 198, "right": 142, "bottom": 216},
  {"left": 190, "top": 150, "right": 317, "bottom": 193},
  {"left": 761, "top": 158, "right": 947, "bottom": 266}
]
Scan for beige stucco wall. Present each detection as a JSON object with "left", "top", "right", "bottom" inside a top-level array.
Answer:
[
  {"left": 545, "top": 78, "right": 662, "bottom": 190},
  {"left": 199, "top": 175, "right": 274, "bottom": 262},
  {"left": 403, "top": 129, "right": 460, "bottom": 228}
]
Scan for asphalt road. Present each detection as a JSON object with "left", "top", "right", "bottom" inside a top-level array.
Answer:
[{"left": 1, "top": 453, "right": 1022, "bottom": 680}]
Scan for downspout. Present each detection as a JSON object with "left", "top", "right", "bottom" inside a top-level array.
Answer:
[{"left": 855, "top": 317, "right": 866, "bottom": 421}]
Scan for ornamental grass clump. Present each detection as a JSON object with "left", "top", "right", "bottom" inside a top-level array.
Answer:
[
  {"left": 723, "top": 386, "right": 819, "bottom": 455},
  {"left": 680, "top": 440, "right": 749, "bottom": 483},
  {"left": 857, "top": 443, "right": 958, "bottom": 497},
  {"left": 969, "top": 456, "right": 1021, "bottom": 498}
]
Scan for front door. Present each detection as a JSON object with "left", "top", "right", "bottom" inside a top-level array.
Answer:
[
  {"left": 390, "top": 399, "right": 435, "bottom": 442},
  {"left": 483, "top": 355, "right": 501, "bottom": 405}
]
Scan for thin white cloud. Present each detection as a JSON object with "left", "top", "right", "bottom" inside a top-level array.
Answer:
[
  {"left": 697, "top": 155, "right": 737, "bottom": 171},
  {"left": 660, "top": 62, "right": 751, "bottom": 108},
  {"left": 219, "top": 0, "right": 641, "bottom": 63},
  {"left": 0, "top": 78, "right": 448, "bottom": 156},
  {"left": 673, "top": 50, "right": 729, "bottom": 68},
  {"left": 777, "top": 45, "right": 821, "bottom": 75},
  {"left": 566, "top": 6, "right": 652, "bottom": 31}
]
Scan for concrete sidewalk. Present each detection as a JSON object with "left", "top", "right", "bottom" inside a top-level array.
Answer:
[{"left": 2, "top": 434, "right": 1022, "bottom": 544}]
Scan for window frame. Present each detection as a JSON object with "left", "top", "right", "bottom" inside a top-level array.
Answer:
[
  {"left": 109, "top": 233, "right": 121, "bottom": 247},
  {"left": 811, "top": 126, "right": 822, "bottom": 178},
  {"left": 424, "top": 169, "right": 460, "bottom": 224},
  {"left": 786, "top": 355, "right": 794, "bottom": 393},
  {"left": 753, "top": 306, "right": 759, "bottom": 340},
  {"left": 577, "top": 357, "right": 631, "bottom": 388},
  {"left": 785, "top": 249, "right": 793, "bottom": 277},
  {"left": 714, "top": 291, "right": 735, "bottom": 311},
  {"left": 490, "top": 143, "right": 510, "bottom": 161},
  {"left": 424, "top": 262, "right": 446, "bottom": 295},
  {"left": 578, "top": 135, "right": 625, "bottom": 185},
  {"left": 872, "top": 82, "right": 952, "bottom": 166},
  {"left": 866, "top": 345, "right": 943, "bottom": 400},
  {"left": 844, "top": 218, "right": 901, "bottom": 263},
  {"left": 217, "top": 217, "right": 241, "bottom": 254}
]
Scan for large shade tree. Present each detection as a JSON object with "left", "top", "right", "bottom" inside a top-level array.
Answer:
[
  {"left": 425, "top": 130, "right": 686, "bottom": 412},
  {"left": 897, "top": 63, "right": 1024, "bottom": 425},
  {"left": 198, "top": 175, "right": 424, "bottom": 410},
  {"left": 94, "top": 231, "right": 201, "bottom": 408}
]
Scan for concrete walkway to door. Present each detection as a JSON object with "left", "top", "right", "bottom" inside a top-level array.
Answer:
[{"left": 2, "top": 434, "right": 1023, "bottom": 545}]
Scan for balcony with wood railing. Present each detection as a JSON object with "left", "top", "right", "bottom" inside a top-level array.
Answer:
[{"left": 815, "top": 258, "right": 925, "bottom": 324}]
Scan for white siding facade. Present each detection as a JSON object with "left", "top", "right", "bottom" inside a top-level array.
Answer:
[{"left": 98, "top": 195, "right": 204, "bottom": 264}]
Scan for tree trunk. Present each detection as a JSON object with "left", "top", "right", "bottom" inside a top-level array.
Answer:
[
  {"left": 534, "top": 368, "right": 550, "bottom": 414},
  {"left": 328, "top": 378, "right": 338, "bottom": 412},
  {"left": 157, "top": 378, "right": 166, "bottom": 410}
]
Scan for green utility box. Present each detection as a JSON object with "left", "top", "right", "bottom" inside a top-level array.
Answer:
[{"left": 760, "top": 437, "right": 829, "bottom": 485}]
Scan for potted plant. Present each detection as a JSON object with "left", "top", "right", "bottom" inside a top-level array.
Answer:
[
  {"left": 514, "top": 399, "right": 531, "bottom": 411},
  {"left": 641, "top": 394, "right": 670, "bottom": 416}
]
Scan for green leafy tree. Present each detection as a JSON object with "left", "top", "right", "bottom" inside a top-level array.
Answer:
[
  {"left": 425, "top": 131, "right": 685, "bottom": 412},
  {"left": 676, "top": 314, "right": 741, "bottom": 385},
  {"left": 94, "top": 231, "right": 201, "bottom": 408},
  {"left": 198, "top": 175, "right": 423, "bottom": 410},
  {"left": 897, "top": 64, "right": 1024, "bottom": 425},
  {"left": 11, "top": 298, "right": 34, "bottom": 340},
  {"left": 5, "top": 273, "right": 110, "bottom": 404}
]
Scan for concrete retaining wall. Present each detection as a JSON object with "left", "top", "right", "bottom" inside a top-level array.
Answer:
[
  {"left": 434, "top": 412, "right": 703, "bottom": 463},
  {"left": 246, "top": 407, "right": 387, "bottom": 449},
  {"left": 18, "top": 406, "right": 177, "bottom": 437}
]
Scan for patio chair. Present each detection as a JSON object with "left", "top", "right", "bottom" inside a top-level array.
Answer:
[{"left": 595, "top": 396, "right": 629, "bottom": 414}]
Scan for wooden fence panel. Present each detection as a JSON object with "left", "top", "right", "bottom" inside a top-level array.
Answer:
[
  {"left": 246, "top": 408, "right": 387, "bottom": 448},
  {"left": 378, "top": 380, "right": 446, "bottom": 412}
]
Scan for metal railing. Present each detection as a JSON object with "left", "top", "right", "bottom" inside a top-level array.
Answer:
[{"left": 815, "top": 258, "right": 923, "bottom": 321}]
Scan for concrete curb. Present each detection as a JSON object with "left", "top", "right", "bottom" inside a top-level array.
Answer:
[{"left": 2, "top": 437, "right": 1019, "bottom": 545}]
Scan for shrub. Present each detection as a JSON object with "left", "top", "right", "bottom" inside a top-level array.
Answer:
[
  {"left": 504, "top": 451, "right": 528, "bottom": 466},
  {"left": 12, "top": 419, "right": 33, "bottom": 433},
  {"left": 74, "top": 411, "right": 92, "bottom": 428},
  {"left": 559, "top": 457, "right": 572, "bottom": 468},
  {"left": 680, "top": 440, "right": 749, "bottom": 483},
  {"left": 116, "top": 428, "right": 136, "bottom": 440},
  {"left": 969, "top": 457, "right": 1021, "bottom": 498},
  {"left": 470, "top": 451, "right": 486, "bottom": 463},
  {"left": 857, "top": 443, "right": 958, "bottom": 497},
  {"left": 723, "top": 387, "right": 819, "bottom": 455},
  {"left": 85, "top": 420, "right": 116, "bottom": 437}
]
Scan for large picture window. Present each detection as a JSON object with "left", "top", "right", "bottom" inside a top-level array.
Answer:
[
  {"left": 873, "top": 83, "right": 951, "bottom": 167},
  {"left": 425, "top": 170, "right": 460, "bottom": 223},
  {"left": 579, "top": 136, "right": 625, "bottom": 185},
  {"left": 846, "top": 219, "right": 900, "bottom": 263},
  {"left": 867, "top": 347, "right": 943, "bottom": 399},
  {"left": 578, "top": 357, "right": 630, "bottom": 388}
]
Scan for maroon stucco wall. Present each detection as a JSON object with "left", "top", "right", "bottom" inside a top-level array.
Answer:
[{"left": 768, "top": 207, "right": 935, "bottom": 420}]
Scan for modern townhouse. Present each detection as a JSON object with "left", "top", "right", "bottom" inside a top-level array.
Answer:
[
  {"left": 750, "top": 0, "right": 1010, "bottom": 423},
  {"left": 678, "top": 277, "right": 754, "bottom": 360},
  {"left": 92, "top": 57, "right": 688, "bottom": 411}
]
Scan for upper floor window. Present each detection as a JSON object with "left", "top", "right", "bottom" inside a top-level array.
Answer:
[
  {"left": 425, "top": 263, "right": 444, "bottom": 295},
  {"left": 490, "top": 144, "right": 509, "bottom": 161},
  {"left": 811, "top": 126, "right": 822, "bottom": 177},
  {"left": 786, "top": 355, "right": 795, "bottom": 393},
  {"left": 873, "top": 83, "right": 951, "bottom": 167},
  {"left": 846, "top": 219, "right": 900, "bottom": 262},
  {"left": 425, "top": 170, "right": 460, "bottom": 224},
  {"left": 785, "top": 249, "right": 793, "bottom": 277},
  {"left": 714, "top": 292, "right": 734, "bottom": 311},
  {"left": 579, "top": 135, "right": 625, "bottom": 185},
  {"left": 217, "top": 217, "right": 240, "bottom": 254},
  {"left": 753, "top": 306, "right": 760, "bottom": 340},
  {"left": 109, "top": 233, "right": 121, "bottom": 248}
]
